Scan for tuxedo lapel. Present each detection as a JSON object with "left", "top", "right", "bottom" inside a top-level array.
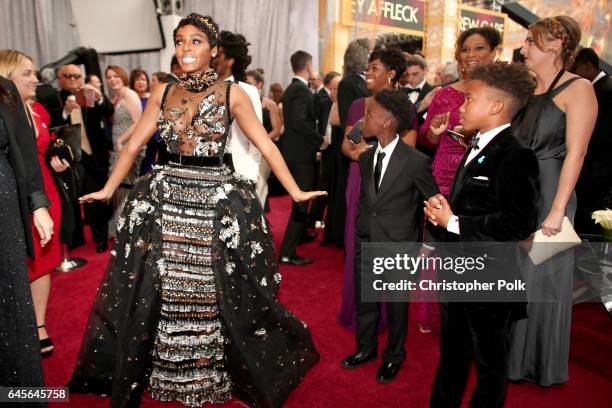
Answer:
[
  {"left": 449, "top": 151, "right": 469, "bottom": 199},
  {"left": 375, "top": 143, "right": 408, "bottom": 202},
  {"left": 450, "top": 129, "right": 512, "bottom": 201}
]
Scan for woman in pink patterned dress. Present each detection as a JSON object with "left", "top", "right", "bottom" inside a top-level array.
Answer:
[{"left": 415, "top": 27, "right": 502, "bottom": 333}]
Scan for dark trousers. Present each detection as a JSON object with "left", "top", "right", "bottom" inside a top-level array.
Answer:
[
  {"left": 309, "top": 149, "right": 333, "bottom": 224},
  {"left": 280, "top": 162, "right": 315, "bottom": 257},
  {"left": 354, "top": 236, "right": 408, "bottom": 364},
  {"left": 80, "top": 152, "right": 109, "bottom": 245},
  {"left": 430, "top": 303, "right": 513, "bottom": 408}
]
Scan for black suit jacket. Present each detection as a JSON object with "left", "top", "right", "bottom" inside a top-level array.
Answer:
[
  {"left": 357, "top": 140, "right": 439, "bottom": 242},
  {"left": 314, "top": 87, "right": 333, "bottom": 136},
  {"left": 447, "top": 127, "right": 539, "bottom": 242},
  {"left": 45, "top": 89, "right": 113, "bottom": 171},
  {"left": 580, "top": 74, "right": 612, "bottom": 188},
  {"left": 338, "top": 74, "right": 369, "bottom": 131},
  {"left": 0, "top": 76, "right": 50, "bottom": 258},
  {"left": 280, "top": 78, "right": 324, "bottom": 163}
]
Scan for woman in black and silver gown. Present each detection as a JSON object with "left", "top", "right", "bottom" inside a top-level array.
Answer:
[
  {"left": 509, "top": 16, "right": 597, "bottom": 387},
  {"left": 68, "top": 14, "right": 322, "bottom": 408}
]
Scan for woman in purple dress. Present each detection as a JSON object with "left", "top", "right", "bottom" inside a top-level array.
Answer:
[
  {"left": 415, "top": 27, "right": 502, "bottom": 333},
  {"left": 338, "top": 48, "right": 416, "bottom": 331}
]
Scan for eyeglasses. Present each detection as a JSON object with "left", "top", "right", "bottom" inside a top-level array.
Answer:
[{"left": 62, "top": 73, "right": 82, "bottom": 80}]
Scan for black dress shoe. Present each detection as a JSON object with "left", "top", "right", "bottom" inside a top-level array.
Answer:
[
  {"left": 299, "top": 230, "right": 318, "bottom": 244},
  {"left": 376, "top": 361, "right": 402, "bottom": 383},
  {"left": 96, "top": 241, "right": 108, "bottom": 253},
  {"left": 341, "top": 350, "right": 377, "bottom": 369},
  {"left": 279, "top": 256, "right": 313, "bottom": 266}
]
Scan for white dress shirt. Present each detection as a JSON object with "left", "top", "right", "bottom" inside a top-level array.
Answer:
[
  {"left": 592, "top": 70, "right": 607, "bottom": 85},
  {"left": 405, "top": 78, "right": 427, "bottom": 104},
  {"left": 447, "top": 123, "right": 511, "bottom": 234},
  {"left": 293, "top": 75, "right": 309, "bottom": 86},
  {"left": 372, "top": 135, "right": 400, "bottom": 188},
  {"left": 224, "top": 75, "right": 263, "bottom": 182}
]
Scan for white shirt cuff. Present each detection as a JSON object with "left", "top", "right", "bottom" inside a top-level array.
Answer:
[{"left": 446, "top": 215, "right": 460, "bottom": 235}]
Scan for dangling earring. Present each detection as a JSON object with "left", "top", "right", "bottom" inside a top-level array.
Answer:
[{"left": 387, "top": 76, "right": 392, "bottom": 85}]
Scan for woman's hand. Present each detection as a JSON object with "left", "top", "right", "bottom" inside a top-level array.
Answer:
[
  {"left": 291, "top": 190, "right": 328, "bottom": 203},
  {"left": 541, "top": 208, "right": 565, "bottom": 236},
  {"left": 32, "top": 208, "right": 54, "bottom": 247},
  {"left": 79, "top": 188, "right": 113, "bottom": 204},
  {"left": 49, "top": 156, "right": 70, "bottom": 173},
  {"left": 429, "top": 112, "right": 451, "bottom": 136},
  {"left": 417, "top": 87, "right": 440, "bottom": 113}
]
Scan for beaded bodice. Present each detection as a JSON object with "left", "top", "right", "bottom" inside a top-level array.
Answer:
[{"left": 157, "top": 80, "right": 232, "bottom": 158}]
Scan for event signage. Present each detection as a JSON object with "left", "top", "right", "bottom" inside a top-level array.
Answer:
[
  {"left": 459, "top": 4, "right": 507, "bottom": 35},
  {"left": 342, "top": 0, "right": 426, "bottom": 36}
]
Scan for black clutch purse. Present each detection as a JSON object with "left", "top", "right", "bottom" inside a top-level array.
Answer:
[{"left": 47, "top": 124, "right": 82, "bottom": 163}]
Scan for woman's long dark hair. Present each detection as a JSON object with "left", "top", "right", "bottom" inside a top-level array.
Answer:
[{"left": 0, "top": 81, "right": 15, "bottom": 108}]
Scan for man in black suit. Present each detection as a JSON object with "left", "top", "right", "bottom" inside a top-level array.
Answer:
[
  {"left": 425, "top": 62, "right": 539, "bottom": 408},
  {"left": 400, "top": 54, "right": 434, "bottom": 113},
  {"left": 279, "top": 50, "right": 328, "bottom": 265},
  {"left": 572, "top": 48, "right": 612, "bottom": 234},
  {"left": 46, "top": 64, "right": 113, "bottom": 253},
  {"left": 309, "top": 71, "right": 341, "bottom": 228},
  {"left": 341, "top": 90, "right": 439, "bottom": 383}
]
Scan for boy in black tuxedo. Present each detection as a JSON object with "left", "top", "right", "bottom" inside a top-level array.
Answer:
[
  {"left": 341, "top": 90, "right": 439, "bottom": 383},
  {"left": 424, "top": 62, "right": 539, "bottom": 408}
]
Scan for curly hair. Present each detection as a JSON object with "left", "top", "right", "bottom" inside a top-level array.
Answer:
[
  {"left": 455, "top": 27, "right": 502, "bottom": 66},
  {"left": 368, "top": 47, "right": 407, "bottom": 84},
  {"left": 469, "top": 62, "right": 537, "bottom": 116},
  {"left": 219, "top": 31, "right": 252, "bottom": 82},
  {"left": 343, "top": 38, "right": 372, "bottom": 76},
  {"left": 373, "top": 89, "right": 414, "bottom": 133},
  {"left": 529, "top": 16, "right": 581, "bottom": 68},
  {"left": 173, "top": 13, "right": 219, "bottom": 48}
]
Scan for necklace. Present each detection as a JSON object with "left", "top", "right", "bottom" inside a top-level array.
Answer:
[{"left": 179, "top": 68, "right": 219, "bottom": 92}]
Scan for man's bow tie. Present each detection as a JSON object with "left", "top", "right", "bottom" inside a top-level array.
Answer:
[
  {"left": 406, "top": 87, "right": 421, "bottom": 93},
  {"left": 470, "top": 135, "right": 480, "bottom": 150}
]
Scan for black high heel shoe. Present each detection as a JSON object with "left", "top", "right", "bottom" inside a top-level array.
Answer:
[{"left": 38, "top": 324, "right": 54, "bottom": 358}]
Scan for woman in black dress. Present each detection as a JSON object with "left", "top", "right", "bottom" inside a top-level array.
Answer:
[
  {"left": 0, "top": 76, "right": 54, "bottom": 388},
  {"left": 68, "top": 14, "right": 323, "bottom": 407},
  {"left": 509, "top": 16, "right": 598, "bottom": 387}
]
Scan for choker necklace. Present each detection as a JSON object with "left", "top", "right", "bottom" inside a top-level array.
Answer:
[{"left": 179, "top": 68, "right": 219, "bottom": 92}]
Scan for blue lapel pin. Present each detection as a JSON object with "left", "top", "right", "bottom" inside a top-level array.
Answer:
[{"left": 477, "top": 155, "right": 485, "bottom": 164}]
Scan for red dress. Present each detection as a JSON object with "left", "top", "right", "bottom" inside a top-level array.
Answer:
[{"left": 27, "top": 102, "right": 61, "bottom": 281}]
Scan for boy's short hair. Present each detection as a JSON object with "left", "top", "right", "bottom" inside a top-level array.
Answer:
[
  {"left": 405, "top": 55, "right": 427, "bottom": 70},
  {"left": 373, "top": 89, "right": 414, "bottom": 133},
  {"left": 469, "top": 62, "right": 536, "bottom": 117}
]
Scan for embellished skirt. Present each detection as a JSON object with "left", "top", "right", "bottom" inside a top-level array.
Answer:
[{"left": 68, "top": 162, "right": 319, "bottom": 408}]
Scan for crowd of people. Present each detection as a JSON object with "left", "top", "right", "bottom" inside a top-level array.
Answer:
[{"left": 0, "top": 10, "right": 610, "bottom": 408}]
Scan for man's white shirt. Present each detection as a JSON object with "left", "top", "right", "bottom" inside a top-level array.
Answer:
[{"left": 224, "top": 75, "right": 263, "bottom": 182}]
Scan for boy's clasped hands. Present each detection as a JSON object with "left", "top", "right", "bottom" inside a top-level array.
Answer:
[{"left": 424, "top": 194, "right": 453, "bottom": 229}]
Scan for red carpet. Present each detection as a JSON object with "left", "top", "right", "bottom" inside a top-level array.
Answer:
[{"left": 43, "top": 196, "right": 611, "bottom": 407}]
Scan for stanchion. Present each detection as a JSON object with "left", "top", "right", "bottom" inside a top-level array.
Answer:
[{"left": 54, "top": 243, "right": 87, "bottom": 272}]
